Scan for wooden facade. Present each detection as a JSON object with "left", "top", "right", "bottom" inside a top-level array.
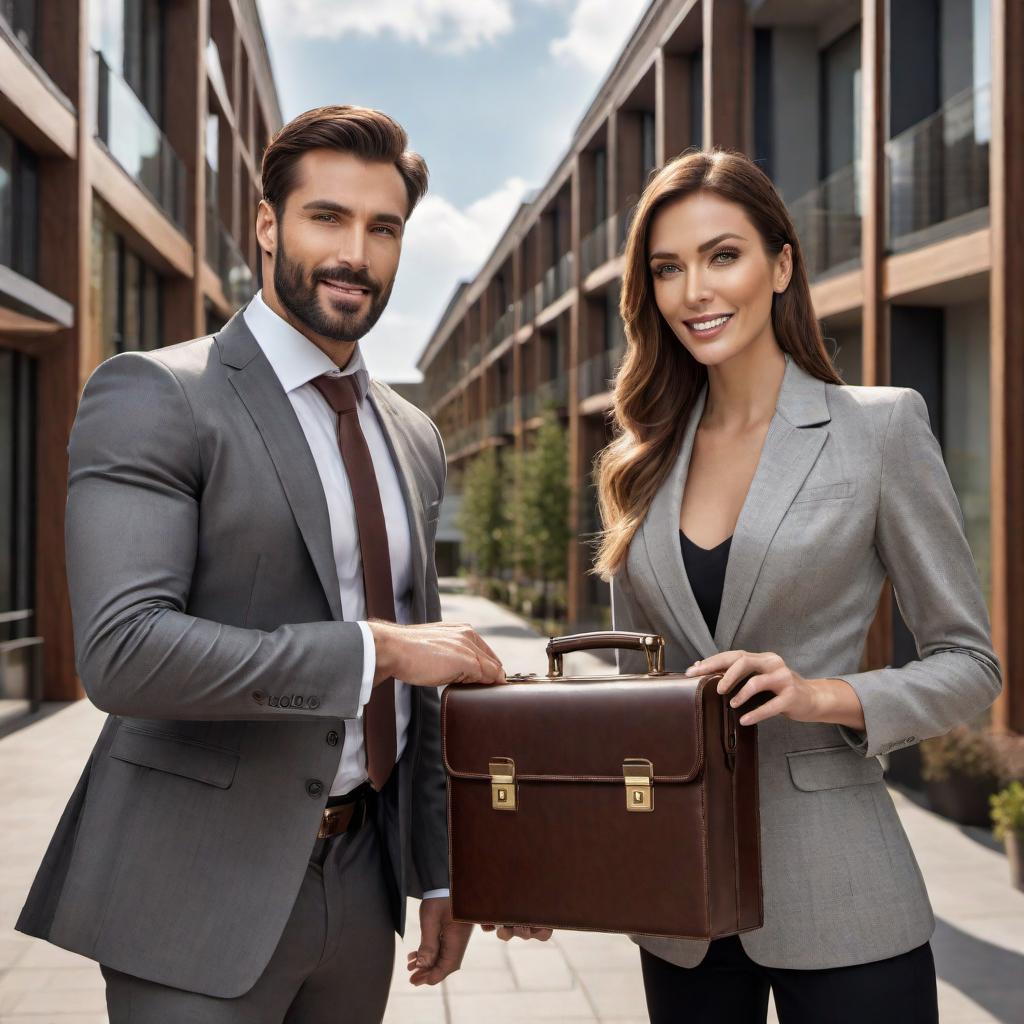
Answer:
[
  {"left": 418, "top": 0, "right": 1022, "bottom": 733},
  {"left": 0, "top": 0, "right": 281, "bottom": 702}
]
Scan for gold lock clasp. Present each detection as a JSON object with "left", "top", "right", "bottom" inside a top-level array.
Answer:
[
  {"left": 489, "top": 758, "right": 517, "bottom": 811},
  {"left": 623, "top": 758, "right": 653, "bottom": 812}
]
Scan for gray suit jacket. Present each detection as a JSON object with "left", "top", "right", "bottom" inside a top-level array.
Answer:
[
  {"left": 612, "top": 352, "right": 1001, "bottom": 971},
  {"left": 16, "top": 310, "right": 449, "bottom": 998}
]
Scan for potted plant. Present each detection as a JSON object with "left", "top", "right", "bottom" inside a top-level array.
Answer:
[
  {"left": 991, "top": 781, "right": 1024, "bottom": 892},
  {"left": 920, "top": 726, "right": 1001, "bottom": 826}
]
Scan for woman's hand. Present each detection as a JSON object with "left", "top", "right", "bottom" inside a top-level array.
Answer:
[
  {"left": 481, "top": 923, "right": 554, "bottom": 941},
  {"left": 685, "top": 650, "right": 866, "bottom": 732}
]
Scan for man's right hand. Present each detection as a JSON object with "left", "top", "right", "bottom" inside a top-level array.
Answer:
[{"left": 367, "top": 620, "right": 506, "bottom": 688}]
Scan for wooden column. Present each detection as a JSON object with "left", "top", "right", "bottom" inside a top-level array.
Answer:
[
  {"left": 859, "top": 0, "right": 893, "bottom": 672},
  {"left": 567, "top": 161, "right": 584, "bottom": 628},
  {"left": 656, "top": 50, "right": 691, "bottom": 165},
  {"left": 989, "top": 0, "right": 1024, "bottom": 733},
  {"left": 703, "top": 0, "right": 748, "bottom": 151},
  {"left": 31, "top": 0, "right": 90, "bottom": 700}
]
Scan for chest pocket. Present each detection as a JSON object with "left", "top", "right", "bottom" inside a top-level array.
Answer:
[{"left": 791, "top": 480, "right": 856, "bottom": 504}]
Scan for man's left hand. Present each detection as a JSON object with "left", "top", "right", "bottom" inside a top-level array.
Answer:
[{"left": 407, "top": 898, "right": 474, "bottom": 986}]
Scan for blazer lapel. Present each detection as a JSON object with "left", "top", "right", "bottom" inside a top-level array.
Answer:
[
  {"left": 642, "top": 382, "right": 719, "bottom": 660},
  {"left": 218, "top": 311, "right": 345, "bottom": 622},
  {"left": 714, "top": 355, "right": 831, "bottom": 651},
  {"left": 367, "top": 382, "right": 429, "bottom": 625}
]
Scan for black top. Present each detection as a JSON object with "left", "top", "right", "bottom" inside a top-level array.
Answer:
[{"left": 679, "top": 531, "right": 732, "bottom": 636}]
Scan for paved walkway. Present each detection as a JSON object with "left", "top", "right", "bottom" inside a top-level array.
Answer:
[{"left": 1, "top": 593, "right": 1022, "bottom": 1022}]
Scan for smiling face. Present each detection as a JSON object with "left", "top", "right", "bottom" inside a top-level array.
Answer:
[
  {"left": 647, "top": 191, "right": 792, "bottom": 368},
  {"left": 256, "top": 149, "right": 408, "bottom": 344}
]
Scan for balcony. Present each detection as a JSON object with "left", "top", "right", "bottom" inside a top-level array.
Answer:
[
  {"left": 487, "top": 304, "right": 515, "bottom": 351},
  {"left": 581, "top": 217, "right": 612, "bottom": 276},
  {"left": 788, "top": 163, "right": 861, "bottom": 280},
  {"left": 886, "top": 82, "right": 990, "bottom": 247},
  {"left": 540, "top": 252, "right": 574, "bottom": 311},
  {"left": 486, "top": 399, "right": 515, "bottom": 437},
  {"left": 524, "top": 375, "right": 568, "bottom": 419},
  {"left": 577, "top": 342, "right": 626, "bottom": 401},
  {"left": 518, "top": 286, "right": 538, "bottom": 327},
  {"left": 465, "top": 338, "right": 483, "bottom": 371},
  {"left": 94, "top": 50, "right": 186, "bottom": 230}
]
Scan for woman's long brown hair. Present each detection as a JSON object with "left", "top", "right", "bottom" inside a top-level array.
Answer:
[{"left": 592, "top": 148, "right": 842, "bottom": 580}]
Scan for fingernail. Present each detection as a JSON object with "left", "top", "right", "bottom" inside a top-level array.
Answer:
[
  {"left": 685, "top": 666, "right": 697, "bottom": 676},
  {"left": 730, "top": 699, "right": 738, "bottom": 708},
  {"left": 740, "top": 715, "right": 751, "bottom": 725}
]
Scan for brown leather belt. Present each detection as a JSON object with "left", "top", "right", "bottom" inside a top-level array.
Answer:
[{"left": 317, "top": 787, "right": 371, "bottom": 840}]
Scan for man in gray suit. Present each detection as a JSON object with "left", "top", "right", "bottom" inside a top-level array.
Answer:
[{"left": 16, "top": 105, "right": 504, "bottom": 1022}]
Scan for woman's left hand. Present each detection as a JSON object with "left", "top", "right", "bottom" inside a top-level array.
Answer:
[{"left": 684, "top": 650, "right": 865, "bottom": 731}]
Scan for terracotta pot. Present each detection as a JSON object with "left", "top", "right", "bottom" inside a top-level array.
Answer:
[
  {"left": 1006, "top": 831, "right": 1024, "bottom": 893},
  {"left": 925, "top": 772, "right": 999, "bottom": 826}
]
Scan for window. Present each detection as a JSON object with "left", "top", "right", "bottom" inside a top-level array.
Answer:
[
  {"left": 0, "top": 0, "right": 36, "bottom": 53},
  {"left": 641, "top": 111, "right": 656, "bottom": 182},
  {"left": 91, "top": 0, "right": 163, "bottom": 121},
  {"left": 91, "top": 207, "right": 163, "bottom": 359},
  {"left": 0, "top": 126, "right": 39, "bottom": 279}
]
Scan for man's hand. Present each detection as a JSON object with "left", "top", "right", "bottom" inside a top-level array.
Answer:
[
  {"left": 481, "top": 923, "right": 553, "bottom": 941},
  {"left": 406, "top": 898, "right": 474, "bottom": 986},
  {"left": 369, "top": 620, "right": 506, "bottom": 688}
]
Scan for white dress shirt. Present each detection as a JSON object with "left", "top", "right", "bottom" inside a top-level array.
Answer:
[
  {"left": 245, "top": 291, "right": 416, "bottom": 788},
  {"left": 244, "top": 295, "right": 449, "bottom": 899}
]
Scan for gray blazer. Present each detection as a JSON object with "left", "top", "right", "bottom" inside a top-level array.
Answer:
[
  {"left": 16, "top": 311, "right": 449, "bottom": 998},
  {"left": 612, "top": 352, "right": 1001, "bottom": 971}
]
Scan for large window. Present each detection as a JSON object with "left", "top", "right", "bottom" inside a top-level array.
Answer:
[
  {"left": 91, "top": 0, "right": 164, "bottom": 121},
  {"left": 0, "top": 347, "right": 35, "bottom": 619},
  {"left": 0, "top": 0, "right": 36, "bottom": 53},
  {"left": 0, "top": 126, "right": 39, "bottom": 279},
  {"left": 91, "top": 207, "right": 163, "bottom": 359}
]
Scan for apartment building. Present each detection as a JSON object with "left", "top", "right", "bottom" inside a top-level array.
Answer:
[
  {"left": 0, "top": 0, "right": 281, "bottom": 712},
  {"left": 416, "top": 0, "right": 1023, "bottom": 733}
]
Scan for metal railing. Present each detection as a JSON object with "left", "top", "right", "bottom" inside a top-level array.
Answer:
[
  {"left": 540, "top": 251, "right": 574, "bottom": 310},
  {"left": 577, "top": 343, "right": 626, "bottom": 400},
  {"left": 886, "top": 81, "right": 991, "bottom": 245},
  {"left": 94, "top": 50, "right": 187, "bottom": 230},
  {"left": 788, "top": 163, "right": 861, "bottom": 280},
  {"left": 581, "top": 217, "right": 612, "bottom": 276}
]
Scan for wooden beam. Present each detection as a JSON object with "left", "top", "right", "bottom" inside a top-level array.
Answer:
[
  {"left": 989, "top": 0, "right": 1024, "bottom": 733},
  {"left": 0, "top": 32, "right": 77, "bottom": 157},
  {"left": 703, "top": 0, "right": 748, "bottom": 151}
]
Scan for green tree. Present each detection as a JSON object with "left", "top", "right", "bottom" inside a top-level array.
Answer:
[
  {"left": 521, "top": 409, "right": 571, "bottom": 615},
  {"left": 457, "top": 446, "right": 505, "bottom": 579}
]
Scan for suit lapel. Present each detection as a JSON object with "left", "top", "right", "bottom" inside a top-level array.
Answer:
[
  {"left": 714, "top": 355, "right": 831, "bottom": 651},
  {"left": 219, "top": 312, "right": 345, "bottom": 622},
  {"left": 642, "top": 383, "right": 719, "bottom": 660},
  {"left": 367, "top": 382, "right": 429, "bottom": 625}
]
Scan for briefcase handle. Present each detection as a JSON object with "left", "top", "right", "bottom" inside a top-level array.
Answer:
[{"left": 545, "top": 631, "right": 666, "bottom": 678}]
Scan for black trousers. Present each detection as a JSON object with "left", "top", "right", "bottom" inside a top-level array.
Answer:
[{"left": 640, "top": 936, "right": 939, "bottom": 1024}]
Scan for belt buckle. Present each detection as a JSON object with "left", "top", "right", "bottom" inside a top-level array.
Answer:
[{"left": 317, "top": 804, "right": 345, "bottom": 840}]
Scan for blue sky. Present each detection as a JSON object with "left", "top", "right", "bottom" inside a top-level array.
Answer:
[{"left": 256, "top": 0, "right": 648, "bottom": 380}]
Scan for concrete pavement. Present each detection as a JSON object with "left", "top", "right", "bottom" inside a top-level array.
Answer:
[{"left": 1, "top": 592, "right": 1022, "bottom": 1022}]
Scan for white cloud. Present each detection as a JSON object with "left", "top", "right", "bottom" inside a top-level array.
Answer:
[
  {"left": 360, "top": 177, "right": 533, "bottom": 381},
  {"left": 550, "top": 0, "right": 648, "bottom": 73},
  {"left": 258, "top": 0, "right": 515, "bottom": 52}
]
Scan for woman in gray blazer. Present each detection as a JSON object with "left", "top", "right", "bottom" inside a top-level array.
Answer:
[{"left": 592, "top": 149, "right": 1001, "bottom": 1023}]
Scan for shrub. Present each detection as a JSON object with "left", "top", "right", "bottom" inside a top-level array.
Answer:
[
  {"left": 920, "top": 726, "right": 1001, "bottom": 783},
  {"left": 991, "top": 781, "right": 1024, "bottom": 841}
]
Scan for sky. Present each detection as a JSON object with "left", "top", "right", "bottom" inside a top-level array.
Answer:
[{"left": 256, "top": 0, "right": 649, "bottom": 381}]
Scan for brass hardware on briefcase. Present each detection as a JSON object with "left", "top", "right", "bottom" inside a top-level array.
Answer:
[
  {"left": 623, "top": 758, "right": 654, "bottom": 812},
  {"left": 489, "top": 758, "right": 517, "bottom": 811}
]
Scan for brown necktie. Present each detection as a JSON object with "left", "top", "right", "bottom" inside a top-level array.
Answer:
[{"left": 310, "top": 373, "right": 397, "bottom": 791}]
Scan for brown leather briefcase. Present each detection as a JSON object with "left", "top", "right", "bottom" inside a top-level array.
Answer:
[{"left": 441, "top": 630, "right": 763, "bottom": 940}]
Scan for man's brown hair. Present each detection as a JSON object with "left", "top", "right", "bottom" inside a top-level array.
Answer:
[{"left": 261, "top": 105, "right": 429, "bottom": 218}]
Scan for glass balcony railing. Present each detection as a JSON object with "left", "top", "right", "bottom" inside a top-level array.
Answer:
[
  {"left": 581, "top": 217, "right": 612, "bottom": 276},
  {"left": 94, "top": 50, "right": 187, "bottom": 230},
  {"left": 217, "top": 224, "right": 255, "bottom": 307},
  {"left": 540, "top": 251, "right": 574, "bottom": 310},
  {"left": 789, "top": 163, "right": 861, "bottom": 280},
  {"left": 577, "top": 342, "right": 626, "bottom": 401},
  {"left": 487, "top": 304, "right": 515, "bottom": 350},
  {"left": 486, "top": 399, "right": 515, "bottom": 437},
  {"left": 465, "top": 339, "right": 483, "bottom": 371},
  {"left": 886, "top": 81, "right": 991, "bottom": 245},
  {"left": 535, "top": 374, "right": 568, "bottom": 411}
]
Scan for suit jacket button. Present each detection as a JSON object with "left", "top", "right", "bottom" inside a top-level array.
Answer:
[
  {"left": 252, "top": 690, "right": 266, "bottom": 704},
  {"left": 293, "top": 695, "right": 304, "bottom": 708},
  {"left": 269, "top": 695, "right": 280, "bottom": 707},
  {"left": 279, "top": 695, "right": 290, "bottom": 708},
  {"left": 326, "top": 730, "right": 339, "bottom": 746},
  {"left": 308, "top": 696, "right": 320, "bottom": 709},
  {"left": 306, "top": 779, "right": 323, "bottom": 798}
]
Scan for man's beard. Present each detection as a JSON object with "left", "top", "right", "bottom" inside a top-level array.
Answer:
[{"left": 273, "top": 236, "right": 394, "bottom": 343}]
